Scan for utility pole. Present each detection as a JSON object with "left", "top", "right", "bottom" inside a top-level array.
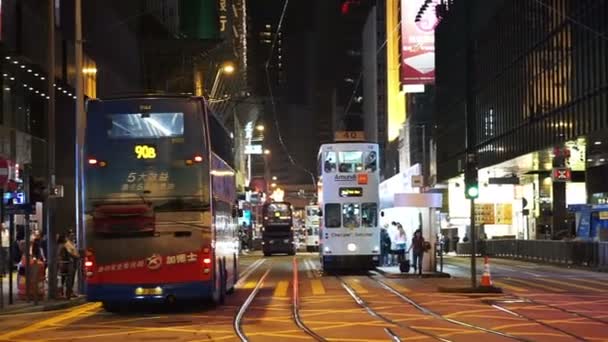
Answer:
[
  {"left": 464, "top": 0, "right": 478, "bottom": 289},
  {"left": 46, "top": 0, "right": 57, "bottom": 300},
  {"left": 74, "top": 0, "right": 86, "bottom": 293}
]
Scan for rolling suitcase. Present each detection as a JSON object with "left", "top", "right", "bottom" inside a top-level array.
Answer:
[{"left": 399, "top": 258, "right": 410, "bottom": 273}]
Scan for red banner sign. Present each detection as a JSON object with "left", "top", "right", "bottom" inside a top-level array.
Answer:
[{"left": 401, "top": 0, "right": 439, "bottom": 85}]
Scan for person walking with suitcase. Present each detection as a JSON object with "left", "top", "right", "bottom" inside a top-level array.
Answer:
[{"left": 408, "top": 229, "right": 425, "bottom": 275}]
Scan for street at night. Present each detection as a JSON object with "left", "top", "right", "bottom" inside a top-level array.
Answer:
[
  {"left": 2, "top": 254, "right": 608, "bottom": 341},
  {"left": 2, "top": 0, "right": 608, "bottom": 341}
]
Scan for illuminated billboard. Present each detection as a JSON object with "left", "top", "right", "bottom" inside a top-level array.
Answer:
[{"left": 400, "top": 0, "right": 439, "bottom": 85}]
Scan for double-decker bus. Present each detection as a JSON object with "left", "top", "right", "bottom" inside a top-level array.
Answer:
[
  {"left": 317, "top": 143, "right": 380, "bottom": 271},
  {"left": 304, "top": 205, "right": 320, "bottom": 252},
  {"left": 261, "top": 202, "right": 296, "bottom": 256},
  {"left": 83, "top": 95, "right": 239, "bottom": 311}
]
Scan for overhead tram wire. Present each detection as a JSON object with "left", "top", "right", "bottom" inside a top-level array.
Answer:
[
  {"left": 264, "top": 0, "right": 317, "bottom": 189},
  {"left": 342, "top": 16, "right": 401, "bottom": 118}
]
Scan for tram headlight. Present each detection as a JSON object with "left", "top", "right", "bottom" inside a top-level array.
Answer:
[{"left": 347, "top": 243, "right": 357, "bottom": 252}]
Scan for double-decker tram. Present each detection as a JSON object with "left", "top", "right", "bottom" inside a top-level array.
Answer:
[
  {"left": 317, "top": 142, "right": 380, "bottom": 271},
  {"left": 304, "top": 205, "right": 320, "bottom": 252},
  {"left": 261, "top": 201, "right": 296, "bottom": 256},
  {"left": 82, "top": 95, "right": 239, "bottom": 311}
]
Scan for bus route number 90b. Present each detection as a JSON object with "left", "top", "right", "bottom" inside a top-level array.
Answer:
[{"left": 135, "top": 145, "right": 157, "bottom": 159}]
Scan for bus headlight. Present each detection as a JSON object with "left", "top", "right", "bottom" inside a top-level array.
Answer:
[
  {"left": 323, "top": 246, "right": 331, "bottom": 253},
  {"left": 347, "top": 243, "right": 357, "bottom": 252}
]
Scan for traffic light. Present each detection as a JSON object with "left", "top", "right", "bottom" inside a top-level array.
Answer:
[
  {"left": 465, "top": 179, "right": 479, "bottom": 199},
  {"left": 464, "top": 154, "right": 479, "bottom": 200}
]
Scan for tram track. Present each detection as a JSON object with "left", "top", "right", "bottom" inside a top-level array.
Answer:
[
  {"left": 486, "top": 297, "right": 599, "bottom": 342},
  {"left": 369, "top": 276, "right": 531, "bottom": 342},
  {"left": 292, "top": 257, "right": 327, "bottom": 341},
  {"left": 233, "top": 267, "right": 272, "bottom": 341},
  {"left": 338, "top": 276, "right": 450, "bottom": 342}
]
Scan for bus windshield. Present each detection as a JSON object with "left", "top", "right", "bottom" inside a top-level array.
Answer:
[
  {"left": 107, "top": 112, "right": 184, "bottom": 139},
  {"left": 266, "top": 203, "right": 291, "bottom": 218}
]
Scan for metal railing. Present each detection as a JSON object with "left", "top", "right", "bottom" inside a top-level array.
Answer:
[{"left": 457, "top": 240, "right": 608, "bottom": 270}]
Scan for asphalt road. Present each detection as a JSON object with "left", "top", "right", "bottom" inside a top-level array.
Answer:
[{"left": 1, "top": 253, "right": 608, "bottom": 341}]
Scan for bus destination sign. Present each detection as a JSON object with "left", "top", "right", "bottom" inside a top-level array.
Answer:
[
  {"left": 339, "top": 187, "right": 363, "bottom": 197},
  {"left": 334, "top": 131, "right": 365, "bottom": 142},
  {"left": 135, "top": 144, "right": 157, "bottom": 159}
]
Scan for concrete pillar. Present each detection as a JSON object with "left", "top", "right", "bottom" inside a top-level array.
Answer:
[{"left": 552, "top": 181, "right": 567, "bottom": 239}]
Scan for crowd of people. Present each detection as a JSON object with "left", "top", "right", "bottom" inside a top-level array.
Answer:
[
  {"left": 380, "top": 222, "right": 429, "bottom": 275},
  {"left": 0, "top": 222, "right": 81, "bottom": 300}
]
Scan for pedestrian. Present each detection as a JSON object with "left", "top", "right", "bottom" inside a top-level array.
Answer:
[
  {"left": 393, "top": 224, "right": 407, "bottom": 266},
  {"left": 0, "top": 222, "right": 9, "bottom": 275},
  {"left": 58, "top": 231, "right": 80, "bottom": 298},
  {"left": 408, "top": 229, "right": 425, "bottom": 275},
  {"left": 380, "top": 226, "right": 391, "bottom": 266}
]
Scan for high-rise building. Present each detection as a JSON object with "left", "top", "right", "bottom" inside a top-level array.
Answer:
[{"left": 435, "top": 0, "right": 608, "bottom": 240}]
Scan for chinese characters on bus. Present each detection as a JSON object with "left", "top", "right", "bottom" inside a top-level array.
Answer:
[
  {"left": 121, "top": 171, "right": 175, "bottom": 192},
  {"left": 97, "top": 252, "right": 199, "bottom": 273}
]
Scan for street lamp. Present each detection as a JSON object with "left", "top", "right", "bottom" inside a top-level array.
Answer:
[
  {"left": 256, "top": 124, "right": 265, "bottom": 132},
  {"left": 210, "top": 62, "right": 235, "bottom": 99},
  {"left": 272, "top": 176, "right": 277, "bottom": 181},
  {"left": 264, "top": 149, "right": 271, "bottom": 155}
]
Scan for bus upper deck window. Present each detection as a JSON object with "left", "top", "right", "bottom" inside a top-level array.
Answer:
[{"left": 324, "top": 152, "right": 336, "bottom": 173}]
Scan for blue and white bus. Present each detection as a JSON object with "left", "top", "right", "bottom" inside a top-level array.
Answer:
[
  {"left": 83, "top": 95, "right": 239, "bottom": 311},
  {"left": 317, "top": 142, "right": 380, "bottom": 271}
]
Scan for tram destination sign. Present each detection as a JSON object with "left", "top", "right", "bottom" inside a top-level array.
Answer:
[{"left": 339, "top": 187, "right": 363, "bottom": 197}]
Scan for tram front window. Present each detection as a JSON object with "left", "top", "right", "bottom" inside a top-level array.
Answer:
[
  {"left": 342, "top": 203, "right": 360, "bottom": 228},
  {"left": 336, "top": 151, "right": 377, "bottom": 173},
  {"left": 325, "top": 203, "right": 341, "bottom": 228},
  {"left": 361, "top": 203, "right": 378, "bottom": 228}
]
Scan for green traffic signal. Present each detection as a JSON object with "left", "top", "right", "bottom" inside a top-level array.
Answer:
[{"left": 466, "top": 184, "right": 479, "bottom": 199}]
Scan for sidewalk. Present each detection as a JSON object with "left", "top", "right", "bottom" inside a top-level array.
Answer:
[
  {"left": 376, "top": 265, "right": 451, "bottom": 278},
  {"left": 1, "top": 272, "right": 86, "bottom": 314}
]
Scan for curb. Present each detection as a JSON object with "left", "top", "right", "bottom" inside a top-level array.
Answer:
[
  {"left": 375, "top": 267, "right": 451, "bottom": 279},
  {"left": 0, "top": 296, "right": 87, "bottom": 315}
]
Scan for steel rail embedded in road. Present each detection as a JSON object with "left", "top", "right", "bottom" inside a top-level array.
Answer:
[
  {"left": 234, "top": 267, "right": 272, "bottom": 342},
  {"left": 292, "top": 257, "right": 327, "bottom": 341},
  {"left": 511, "top": 296, "right": 608, "bottom": 326},
  {"left": 489, "top": 300, "right": 591, "bottom": 342},
  {"left": 338, "top": 276, "right": 451, "bottom": 342},
  {"left": 235, "top": 258, "right": 266, "bottom": 288},
  {"left": 371, "top": 277, "right": 531, "bottom": 342}
]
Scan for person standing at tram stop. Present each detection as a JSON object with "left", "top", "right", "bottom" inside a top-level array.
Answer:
[
  {"left": 393, "top": 224, "right": 407, "bottom": 265},
  {"left": 380, "top": 225, "right": 391, "bottom": 266},
  {"left": 58, "top": 231, "right": 80, "bottom": 298},
  {"left": 1, "top": 222, "right": 9, "bottom": 275},
  {"left": 408, "top": 229, "right": 426, "bottom": 275}
]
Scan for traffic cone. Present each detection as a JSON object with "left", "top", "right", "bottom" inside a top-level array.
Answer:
[{"left": 480, "top": 256, "right": 493, "bottom": 287}]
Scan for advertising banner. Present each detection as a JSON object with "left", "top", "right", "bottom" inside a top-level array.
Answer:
[{"left": 400, "top": 0, "right": 439, "bottom": 85}]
